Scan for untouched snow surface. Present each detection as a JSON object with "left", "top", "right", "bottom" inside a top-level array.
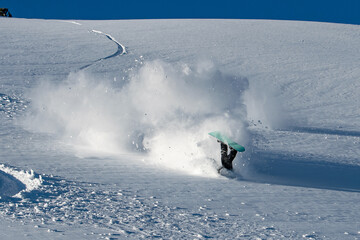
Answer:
[{"left": 0, "top": 18, "right": 360, "bottom": 239}]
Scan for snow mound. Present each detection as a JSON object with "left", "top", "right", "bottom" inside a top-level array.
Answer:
[{"left": 0, "top": 164, "right": 43, "bottom": 198}]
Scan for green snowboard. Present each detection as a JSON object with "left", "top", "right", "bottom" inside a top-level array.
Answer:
[{"left": 209, "top": 131, "right": 245, "bottom": 152}]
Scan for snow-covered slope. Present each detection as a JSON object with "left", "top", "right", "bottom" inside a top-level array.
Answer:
[{"left": 0, "top": 18, "right": 359, "bottom": 239}]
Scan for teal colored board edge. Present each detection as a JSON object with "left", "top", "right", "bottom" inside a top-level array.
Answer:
[{"left": 209, "top": 131, "right": 245, "bottom": 152}]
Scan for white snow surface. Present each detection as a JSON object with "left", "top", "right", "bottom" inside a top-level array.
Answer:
[{"left": 0, "top": 18, "right": 360, "bottom": 239}]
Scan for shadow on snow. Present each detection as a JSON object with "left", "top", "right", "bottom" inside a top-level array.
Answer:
[
  {"left": 243, "top": 149, "right": 360, "bottom": 192},
  {"left": 0, "top": 170, "right": 26, "bottom": 198}
]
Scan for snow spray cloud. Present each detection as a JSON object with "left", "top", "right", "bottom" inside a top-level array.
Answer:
[
  {"left": 128, "top": 60, "right": 249, "bottom": 176},
  {"left": 243, "top": 80, "right": 287, "bottom": 129},
  {"left": 24, "top": 60, "right": 249, "bottom": 176},
  {"left": 23, "top": 72, "right": 127, "bottom": 155}
]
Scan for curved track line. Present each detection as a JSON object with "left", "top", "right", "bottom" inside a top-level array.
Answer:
[
  {"left": 61, "top": 21, "right": 127, "bottom": 70},
  {"left": 79, "top": 30, "right": 127, "bottom": 70},
  {"left": 91, "top": 30, "right": 127, "bottom": 56}
]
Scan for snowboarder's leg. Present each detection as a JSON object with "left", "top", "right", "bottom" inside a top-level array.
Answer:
[
  {"left": 220, "top": 142, "right": 228, "bottom": 157},
  {"left": 220, "top": 142, "right": 233, "bottom": 170},
  {"left": 228, "top": 147, "right": 238, "bottom": 162}
]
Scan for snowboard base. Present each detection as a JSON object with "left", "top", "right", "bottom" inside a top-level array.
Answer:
[{"left": 208, "top": 131, "right": 245, "bottom": 152}]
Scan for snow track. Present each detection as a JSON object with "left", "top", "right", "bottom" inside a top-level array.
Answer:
[
  {"left": 63, "top": 20, "right": 126, "bottom": 70},
  {"left": 79, "top": 30, "right": 126, "bottom": 70},
  {"left": 91, "top": 30, "right": 127, "bottom": 56}
]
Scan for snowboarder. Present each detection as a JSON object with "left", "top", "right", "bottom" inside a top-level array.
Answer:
[
  {"left": 219, "top": 141, "right": 237, "bottom": 170},
  {"left": 209, "top": 131, "right": 245, "bottom": 172}
]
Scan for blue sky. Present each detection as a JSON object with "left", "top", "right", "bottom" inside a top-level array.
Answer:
[{"left": 2, "top": 0, "right": 360, "bottom": 25}]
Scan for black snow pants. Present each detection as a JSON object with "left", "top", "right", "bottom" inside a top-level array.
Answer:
[{"left": 220, "top": 142, "right": 237, "bottom": 170}]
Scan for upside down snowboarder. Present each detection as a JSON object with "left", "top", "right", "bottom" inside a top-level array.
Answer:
[
  {"left": 208, "top": 131, "right": 245, "bottom": 172},
  {"left": 219, "top": 141, "right": 237, "bottom": 170}
]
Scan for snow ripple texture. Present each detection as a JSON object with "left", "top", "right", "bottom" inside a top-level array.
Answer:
[
  {"left": 0, "top": 175, "right": 297, "bottom": 239},
  {"left": 0, "top": 93, "right": 28, "bottom": 118}
]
